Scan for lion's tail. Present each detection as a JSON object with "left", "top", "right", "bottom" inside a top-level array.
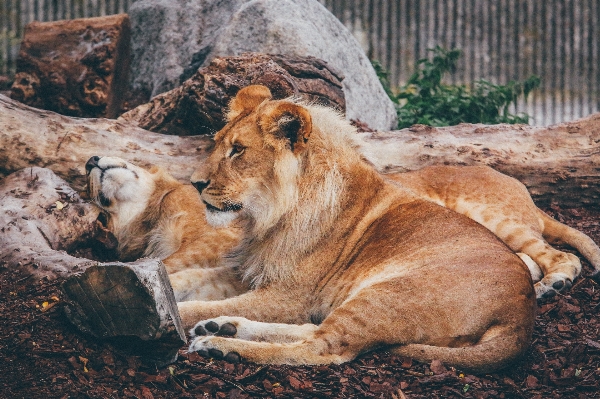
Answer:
[
  {"left": 391, "top": 326, "right": 529, "bottom": 374},
  {"left": 537, "top": 208, "right": 600, "bottom": 281}
]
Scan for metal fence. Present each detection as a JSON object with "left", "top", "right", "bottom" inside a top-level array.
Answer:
[
  {"left": 1, "top": 0, "right": 599, "bottom": 125},
  {"left": 320, "top": 0, "right": 600, "bottom": 126}
]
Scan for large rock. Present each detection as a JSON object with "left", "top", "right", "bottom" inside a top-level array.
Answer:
[{"left": 128, "top": 0, "right": 397, "bottom": 131}]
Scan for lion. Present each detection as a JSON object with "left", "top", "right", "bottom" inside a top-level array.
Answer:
[
  {"left": 85, "top": 155, "right": 246, "bottom": 302},
  {"left": 386, "top": 166, "right": 600, "bottom": 298},
  {"left": 85, "top": 158, "right": 600, "bottom": 303},
  {"left": 177, "top": 85, "right": 537, "bottom": 373}
]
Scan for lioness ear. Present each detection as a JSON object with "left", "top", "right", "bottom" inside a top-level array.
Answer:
[
  {"left": 227, "top": 85, "right": 273, "bottom": 120},
  {"left": 259, "top": 102, "right": 312, "bottom": 154}
]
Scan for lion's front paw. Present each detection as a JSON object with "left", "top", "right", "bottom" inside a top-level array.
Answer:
[
  {"left": 188, "top": 336, "right": 242, "bottom": 363},
  {"left": 190, "top": 316, "right": 252, "bottom": 339}
]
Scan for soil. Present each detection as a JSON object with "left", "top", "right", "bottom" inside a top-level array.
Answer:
[{"left": 1, "top": 204, "right": 599, "bottom": 399}]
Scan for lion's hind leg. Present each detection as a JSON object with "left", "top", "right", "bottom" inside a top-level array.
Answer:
[{"left": 498, "top": 222, "right": 581, "bottom": 298}]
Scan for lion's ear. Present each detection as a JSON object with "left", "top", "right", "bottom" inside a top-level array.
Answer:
[
  {"left": 227, "top": 85, "right": 273, "bottom": 120},
  {"left": 259, "top": 102, "right": 312, "bottom": 154}
]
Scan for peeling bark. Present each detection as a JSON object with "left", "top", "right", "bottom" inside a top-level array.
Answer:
[{"left": 119, "top": 53, "right": 345, "bottom": 136}]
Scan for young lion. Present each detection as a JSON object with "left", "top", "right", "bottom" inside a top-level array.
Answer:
[
  {"left": 85, "top": 156, "right": 246, "bottom": 302},
  {"left": 179, "top": 85, "right": 536, "bottom": 372}
]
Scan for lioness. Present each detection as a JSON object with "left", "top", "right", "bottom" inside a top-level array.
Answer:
[
  {"left": 178, "top": 85, "right": 536, "bottom": 372},
  {"left": 85, "top": 156, "right": 246, "bottom": 302}
]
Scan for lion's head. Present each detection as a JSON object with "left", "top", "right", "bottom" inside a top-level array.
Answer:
[
  {"left": 190, "top": 85, "right": 367, "bottom": 284},
  {"left": 191, "top": 85, "right": 359, "bottom": 234},
  {"left": 86, "top": 156, "right": 158, "bottom": 229}
]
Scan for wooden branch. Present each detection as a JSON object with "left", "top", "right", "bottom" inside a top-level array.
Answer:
[
  {"left": 62, "top": 260, "right": 186, "bottom": 366},
  {"left": 1, "top": 93, "right": 599, "bottom": 207}
]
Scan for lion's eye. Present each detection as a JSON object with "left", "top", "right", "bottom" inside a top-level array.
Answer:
[{"left": 229, "top": 144, "right": 245, "bottom": 158}]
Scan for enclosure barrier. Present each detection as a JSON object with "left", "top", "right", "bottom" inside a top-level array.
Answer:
[{"left": 1, "top": 0, "right": 598, "bottom": 125}]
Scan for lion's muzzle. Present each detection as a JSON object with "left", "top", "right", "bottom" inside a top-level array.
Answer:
[
  {"left": 85, "top": 156, "right": 101, "bottom": 174},
  {"left": 192, "top": 179, "right": 210, "bottom": 194}
]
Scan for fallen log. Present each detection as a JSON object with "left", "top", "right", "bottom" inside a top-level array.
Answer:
[
  {"left": 63, "top": 260, "right": 186, "bottom": 366},
  {"left": 0, "top": 93, "right": 599, "bottom": 207},
  {"left": 119, "top": 53, "right": 345, "bottom": 136}
]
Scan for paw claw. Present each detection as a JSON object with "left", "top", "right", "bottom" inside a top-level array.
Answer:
[
  {"left": 217, "top": 322, "right": 237, "bottom": 337},
  {"left": 208, "top": 348, "right": 224, "bottom": 359},
  {"left": 205, "top": 321, "right": 219, "bottom": 333},
  {"left": 224, "top": 352, "right": 241, "bottom": 364},
  {"left": 563, "top": 279, "right": 572, "bottom": 290},
  {"left": 552, "top": 280, "right": 565, "bottom": 290},
  {"left": 542, "top": 290, "right": 557, "bottom": 299}
]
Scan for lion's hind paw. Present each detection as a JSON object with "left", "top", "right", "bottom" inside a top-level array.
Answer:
[{"left": 535, "top": 272, "right": 574, "bottom": 299}]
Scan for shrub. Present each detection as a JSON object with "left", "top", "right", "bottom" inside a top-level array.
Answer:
[{"left": 374, "top": 47, "right": 541, "bottom": 129}]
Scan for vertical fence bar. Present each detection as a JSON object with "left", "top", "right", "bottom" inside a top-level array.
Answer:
[
  {"left": 585, "top": 0, "right": 591, "bottom": 115},
  {"left": 1, "top": 0, "right": 7, "bottom": 75},
  {"left": 388, "top": 0, "right": 398, "bottom": 88}
]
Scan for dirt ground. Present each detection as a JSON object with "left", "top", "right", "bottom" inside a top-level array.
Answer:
[{"left": 1, "top": 204, "right": 599, "bottom": 399}]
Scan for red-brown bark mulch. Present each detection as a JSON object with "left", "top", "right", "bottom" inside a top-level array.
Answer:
[{"left": 1, "top": 204, "right": 599, "bottom": 399}]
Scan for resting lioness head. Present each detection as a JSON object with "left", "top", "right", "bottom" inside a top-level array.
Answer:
[
  {"left": 86, "top": 156, "right": 240, "bottom": 274},
  {"left": 182, "top": 85, "right": 535, "bottom": 372}
]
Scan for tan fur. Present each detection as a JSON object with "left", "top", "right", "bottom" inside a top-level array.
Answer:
[
  {"left": 182, "top": 85, "right": 536, "bottom": 373},
  {"left": 386, "top": 166, "right": 600, "bottom": 298},
  {"left": 86, "top": 157, "right": 246, "bottom": 301}
]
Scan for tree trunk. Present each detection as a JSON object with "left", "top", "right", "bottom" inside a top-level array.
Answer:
[
  {"left": 10, "top": 15, "right": 131, "bottom": 119},
  {"left": 0, "top": 94, "right": 598, "bottom": 207},
  {"left": 62, "top": 260, "right": 186, "bottom": 366}
]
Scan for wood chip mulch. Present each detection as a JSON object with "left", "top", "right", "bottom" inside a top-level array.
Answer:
[{"left": 1, "top": 204, "right": 599, "bottom": 399}]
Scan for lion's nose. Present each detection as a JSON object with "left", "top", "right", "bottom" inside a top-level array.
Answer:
[
  {"left": 192, "top": 180, "right": 210, "bottom": 194},
  {"left": 85, "top": 156, "right": 101, "bottom": 173}
]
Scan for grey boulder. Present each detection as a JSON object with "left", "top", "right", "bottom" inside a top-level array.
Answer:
[{"left": 128, "top": 0, "right": 398, "bottom": 131}]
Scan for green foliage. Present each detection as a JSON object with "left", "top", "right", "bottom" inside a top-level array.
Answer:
[{"left": 374, "top": 47, "right": 541, "bottom": 129}]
